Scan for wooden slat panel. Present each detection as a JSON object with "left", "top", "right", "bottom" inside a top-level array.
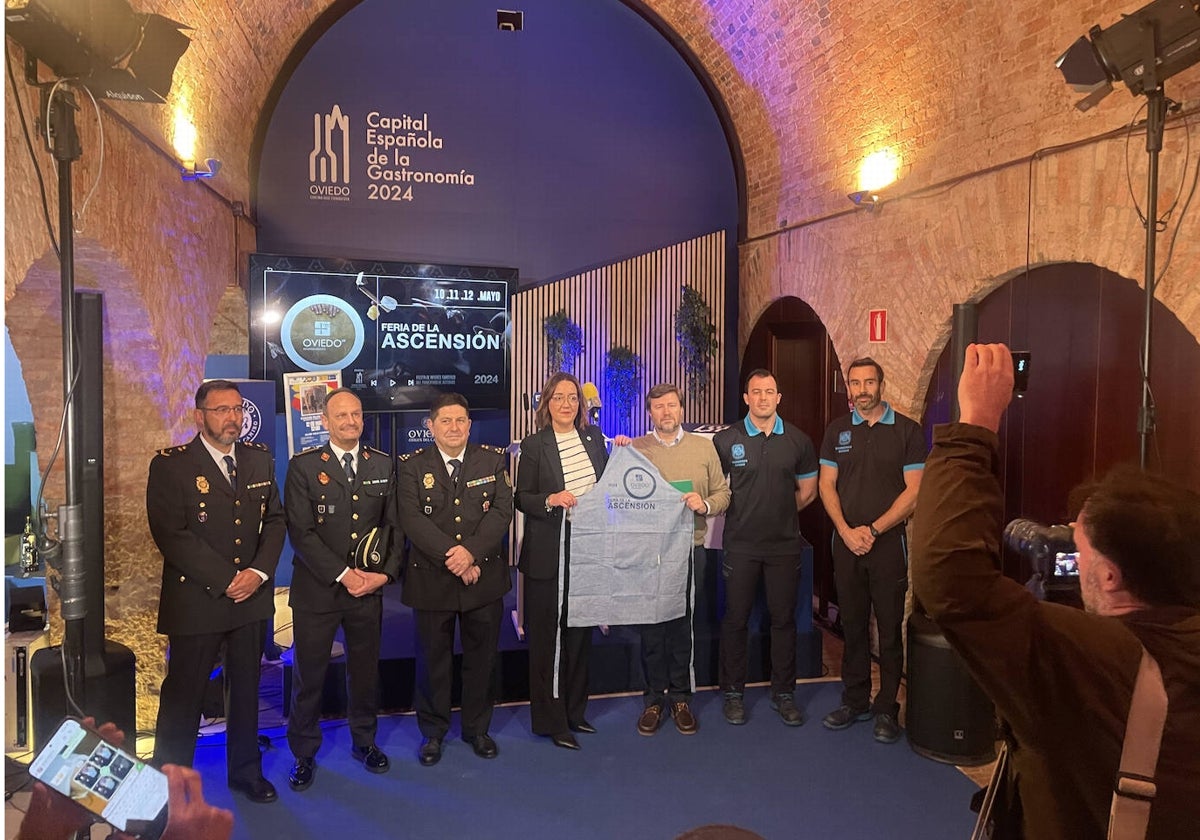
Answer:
[{"left": 511, "top": 231, "right": 726, "bottom": 442}]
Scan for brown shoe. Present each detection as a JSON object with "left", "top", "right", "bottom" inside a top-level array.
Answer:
[
  {"left": 637, "top": 704, "right": 665, "bottom": 736},
  {"left": 672, "top": 701, "right": 698, "bottom": 735}
]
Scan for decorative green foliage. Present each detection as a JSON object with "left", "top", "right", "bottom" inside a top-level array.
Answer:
[
  {"left": 543, "top": 309, "right": 583, "bottom": 374},
  {"left": 604, "top": 345, "right": 644, "bottom": 427},
  {"left": 674, "top": 285, "right": 719, "bottom": 401}
]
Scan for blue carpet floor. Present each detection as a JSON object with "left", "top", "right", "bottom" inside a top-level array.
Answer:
[{"left": 191, "top": 680, "right": 979, "bottom": 839}]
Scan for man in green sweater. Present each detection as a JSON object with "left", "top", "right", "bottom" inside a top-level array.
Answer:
[{"left": 630, "top": 383, "right": 731, "bottom": 735}]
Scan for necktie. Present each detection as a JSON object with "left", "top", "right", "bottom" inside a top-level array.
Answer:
[
  {"left": 223, "top": 455, "right": 237, "bottom": 492},
  {"left": 343, "top": 452, "right": 356, "bottom": 484},
  {"left": 448, "top": 458, "right": 462, "bottom": 491}
]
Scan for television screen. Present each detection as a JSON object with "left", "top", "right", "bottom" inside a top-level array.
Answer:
[{"left": 249, "top": 254, "right": 516, "bottom": 413}]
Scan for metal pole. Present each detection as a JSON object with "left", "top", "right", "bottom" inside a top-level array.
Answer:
[{"left": 1138, "top": 88, "right": 1166, "bottom": 470}]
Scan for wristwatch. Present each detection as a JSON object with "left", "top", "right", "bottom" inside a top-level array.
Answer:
[{"left": 868, "top": 524, "right": 881, "bottom": 538}]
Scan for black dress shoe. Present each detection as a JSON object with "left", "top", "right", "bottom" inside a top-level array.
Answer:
[
  {"left": 288, "top": 757, "right": 315, "bottom": 791},
  {"left": 351, "top": 744, "right": 390, "bottom": 774},
  {"left": 418, "top": 737, "right": 443, "bottom": 766},
  {"left": 229, "top": 776, "right": 278, "bottom": 804},
  {"left": 568, "top": 720, "right": 597, "bottom": 734},
  {"left": 550, "top": 732, "right": 581, "bottom": 750},
  {"left": 464, "top": 734, "right": 498, "bottom": 759}
]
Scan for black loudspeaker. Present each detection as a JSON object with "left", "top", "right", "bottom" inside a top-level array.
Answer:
[
  {"left": 905, "top": 612, "right": 996, "bottom": 765},
  {"left": 30, "top": 641, "right": 136, "bottom": 753}
]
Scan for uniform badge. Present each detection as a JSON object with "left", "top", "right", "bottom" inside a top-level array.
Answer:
[
  {"left": 424, "top": 505, "right": 432, "bottom": 515},
  {"left": 195, "top": 476, "right": 210, "bottom": 494},
  {"left": 731, "top": 443, "right": 745, "bottom": 460},
  {"left": 317, "top": 505, "right": 326, "bottom": 514},
  {"left": 423, "top": 473, "right": 435, "bottom": 489},
  {"left": 197, "top": 511, "right": 208, "bottom": 523},
  {"left": 838, "top": 430, "right": 852, "bottom": 446},
  {"left": 320, "top": 451, "right": 330, "bottom": 462},
  {"left": 361, "top": 449, "right": 371, "bottom": 460},
  {"left": 318, "top": 471, "right": 330, "bottom": 485},
  {"left": 482, "top": 501, "right": 491, "bottom": 512}
]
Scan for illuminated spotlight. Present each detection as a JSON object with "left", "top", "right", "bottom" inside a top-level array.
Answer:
[
  {"left": 6, "top": 0, "right": 192, "bottom": 104},
  {"left": 1056, "top": 0, "right": 1200, "bottom": 112},
  {"left": 181, "top": 159, "right": 221, "bottom": 181}
]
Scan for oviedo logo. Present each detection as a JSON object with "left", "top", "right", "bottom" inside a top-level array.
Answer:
[
  {"left": 309, "top": 104, "right": 351, "bottom": 200},
  {"left": 622, "top": 467, "right": 657, "bottom": 500},
  {"left": 239, "top": 398, "right": 262, "bottom": 442},
  {"left": 280, "top": 294, "right": 365, "bottom": 372}
]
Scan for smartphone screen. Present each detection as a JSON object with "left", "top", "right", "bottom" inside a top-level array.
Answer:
[
  {"left": 1012, "top": 351, "right": 1032, "bottom": 394},
  {"left": 28, "top": 717, "right": 169, "bottom": 839}
]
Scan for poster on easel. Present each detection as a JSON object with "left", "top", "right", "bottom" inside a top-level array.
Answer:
[{"left": 283, "top": 371, "right": 342, "bottom": 458}]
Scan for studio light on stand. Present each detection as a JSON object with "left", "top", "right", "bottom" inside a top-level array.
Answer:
[
  {"left": 6, "top": 0, "right": 191, "bottom": 726},
  {"left": 1056, "top": 0, "right": 1200, "bottom": 468}
]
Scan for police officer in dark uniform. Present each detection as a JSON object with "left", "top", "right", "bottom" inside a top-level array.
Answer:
[
  {"left": 397, "top": 393, "right": 513, "bottom": 766},
  {"left": 284, "top": 388, "right": 402, "bottom": 790},
  {"left": 147, "top": 380, "right": 285, "bottom": 804}
]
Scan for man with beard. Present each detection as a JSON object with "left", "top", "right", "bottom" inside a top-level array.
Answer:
[
  {"left": 818, "top": 358, "right": 926, "bottom": 744},
  {"left": 284, "top": 388, "right": 401, "bottom": 790},
  {"left": 630, "top": 384, "right": 729, "bottom": 735},
  {"left": 147, "top": 380, "right": 285, "bottom": 803}
]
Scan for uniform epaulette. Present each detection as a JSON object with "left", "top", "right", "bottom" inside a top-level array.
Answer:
[
  {"left": 156, "top": 443, "right": 189, "bottom": 457},
  {"left": 296, "top": 445, "right": 324, "bottom": 456},
  {"left": 242, "top": 441, "right": 271, "bottom": 451},
  {"left": 399, "top": 448, "right": 424, "bottom": 461},
  {"left": 482, "top": 444, "right": 509, "bottom": 456},
  {"left": 362, "top": 444, "right": 388, "bottom": 457}
]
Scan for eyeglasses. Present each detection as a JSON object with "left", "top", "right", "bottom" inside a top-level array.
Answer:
[
  {"left": 201, "top": 405, "right": 245, "bottom": 417},
  {"left": 549, "top": 394, "right": 579, "bottom": 405}
]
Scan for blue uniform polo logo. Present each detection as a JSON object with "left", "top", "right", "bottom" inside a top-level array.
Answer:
[
  {"left": 623, "top": 467, "right": 656, "bottom": 499},
  {"left": 838, "top": 430, "right": 851, "bottom": 446},
  {"left": 730, "top": 442, "right": 747, "bottom": 468}
]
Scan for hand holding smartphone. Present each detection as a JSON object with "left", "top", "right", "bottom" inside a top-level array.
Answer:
[{"left": 27, "top": 716, "right": 169, "bottom": 839}]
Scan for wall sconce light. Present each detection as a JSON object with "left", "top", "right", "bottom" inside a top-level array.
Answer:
[
  {"left": 849, "top": 148, "right": 900, "bottom": 210},
  {"left": 181, "top": 158, "right": 221, "bottom": 181},
  {"left": 847, "top": 190, "right": 880, "bottom": 210}
]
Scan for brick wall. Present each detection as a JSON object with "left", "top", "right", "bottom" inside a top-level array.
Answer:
[{"left": 6, "top": 0, "right": 1199, "bottom": 727}]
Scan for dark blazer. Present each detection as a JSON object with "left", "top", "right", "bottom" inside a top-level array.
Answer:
[
  {"left": 514, "top": 424, "right": 608, "bottom": 580},
  {"left": 285, "top": 444, "right": 402, "bottom": 614},
  {"left": 397, "top": 444, "right": 514, "bottom": 612},
  {"left": 147, "top": 435, "right": 285, "bottom": 635}
]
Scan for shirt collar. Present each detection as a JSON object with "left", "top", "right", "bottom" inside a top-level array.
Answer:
[
  {"left": 437, "top": 446, "right": 466, "bottom": 470},
  {"left": 743, "top": 414, "right": 784, "bottom": 437},
  {"left": 198, "top": 433, "right": 234, "bottom": 469},
  {"left": 851, "top": 401, "right": 896, "bottom": 426},
  {"left": 328, "top": 441, "right": 360, "bottom": 463},
  {"left": 651, "top": 426, "right": 685, "bottom": 446}
]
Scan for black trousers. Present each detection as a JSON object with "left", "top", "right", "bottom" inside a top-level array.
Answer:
[
  {"left": 639, "top": 545, "right": 701, "bottom": 706},
  {"left": 833, "top": 530, "right": 908, "bottom": 716},
  {"left": 718, "top": 551, "right": 800, "bottom": 696},
  {"left": 155, "top": 620, "right": 265, "bottom": 785},
  {"left": 287, "top": 595, "right": 383, "bottom": 758},
  {"left": 525, "top": 573, "right": 591, "bottom": 736},
  {"left": 413, "top": 598, "right": 503, "bottom": 739}
]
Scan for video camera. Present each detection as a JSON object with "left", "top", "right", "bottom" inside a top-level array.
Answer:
[{"left": 1003, "top": 519, "right": 1081, "bottom": 605}]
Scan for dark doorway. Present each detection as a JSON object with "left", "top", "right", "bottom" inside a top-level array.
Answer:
[
  {"left": 922, "top": 263, "right": 1200, "bottom": 583},
  {"left": 740, "top": 297, "right": 845, "bottom": 617}
]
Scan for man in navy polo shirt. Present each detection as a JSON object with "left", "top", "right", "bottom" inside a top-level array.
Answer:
[
  {"left": 713, "top": 369, "right": 819, "bottom": 727},
  {"left": 818, "top": 357, "right": 926, "bottom": 744}
]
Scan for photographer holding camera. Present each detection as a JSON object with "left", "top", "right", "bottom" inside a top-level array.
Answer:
[{"left": 911, "top": 343, "right": 1200, "bottom": 839}]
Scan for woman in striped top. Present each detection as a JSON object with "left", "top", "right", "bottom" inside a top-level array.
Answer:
[{"left": 515, "top": 373, "right": 610, "bottom": 749}]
